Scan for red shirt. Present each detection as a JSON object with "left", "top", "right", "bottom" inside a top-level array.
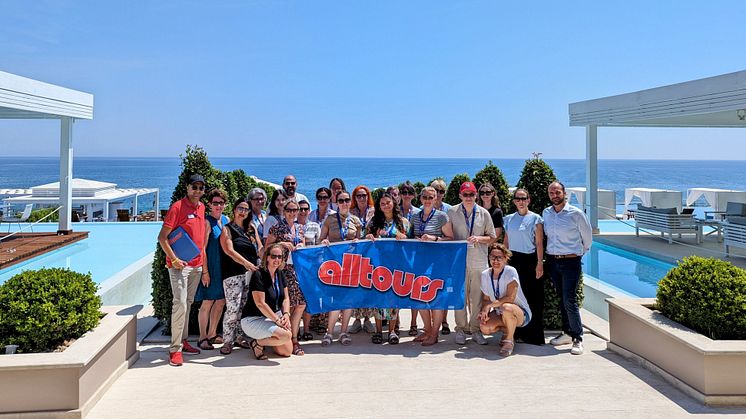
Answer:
[{"left": 163, "top": 197, "right": 206, "bottom": 267}]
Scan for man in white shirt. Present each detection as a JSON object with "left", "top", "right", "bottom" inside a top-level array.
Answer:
[
  {"left": 542, "top": 181, "right": 592, "bottom": 355},
  {"left": 282, "top": 175, "right": 309, "bottom": 204}
]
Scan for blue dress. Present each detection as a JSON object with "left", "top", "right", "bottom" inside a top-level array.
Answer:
[{"left": 195, "top": 214, "right": 228, "bottom": 301}]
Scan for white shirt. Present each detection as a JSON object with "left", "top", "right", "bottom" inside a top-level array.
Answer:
[{"left": 479, "top": 266, "right": 531, "bottom": 319}]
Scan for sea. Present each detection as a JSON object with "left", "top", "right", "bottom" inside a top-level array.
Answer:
[{"left": 1, "top": 157, "right": 745, "bottom": 214}]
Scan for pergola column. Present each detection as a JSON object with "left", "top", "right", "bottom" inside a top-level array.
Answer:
[
  {"left": 58, "top": 117, "right": 74, "bottom": 234},
  {"left": 585, "top": 125, "right": 599, "bottom": 234}
]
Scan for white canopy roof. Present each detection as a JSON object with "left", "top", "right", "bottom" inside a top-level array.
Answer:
[
  {"left": 624, "top": 188, "right": 682, "bottom": 212},
  {"left": 569, "top": 70, "right": 746, "bottom": 128},
  {"left": 0, "top": 70, "right": 93, "bottom": 119},
  {"left": 685, "top": 188, "right": 746, "bottom": 212},
  {"left": 566, "top": 187, "right": 617, "bottom": 219}
]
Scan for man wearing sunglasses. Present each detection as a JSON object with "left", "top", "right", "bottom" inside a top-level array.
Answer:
[
  {"left": 282, "top": 175, "right": 309, "bottom": 205},
  {"left": 447, "top": 182, "right": 497, "bottom": 346},
  {"left": 158, "top": 174, "right": 208, "bottom": 366}
]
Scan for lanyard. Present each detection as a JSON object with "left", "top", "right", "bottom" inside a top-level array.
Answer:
[
  {"left": 357, "top": 207, "right": 369, "bottom": 229},
  {"left": 462, "top": 205, "right": 476, "bottom": 236},
  {"left": 273, "top": 271, "right": 281, "bottom": 312},
  {"left": 292, "top": 223, "right": 303, "bottom": 245},
  {"left": 490, "top": 268, "right": 504, "bottom": 300},
  {"left": 419, "top": 208, "right": 436, "bottom": 235},
  {"left": 253, "top": 212, "right": 265, "bottom": 236},
  {"left": 315, "top": 208, "right": 323, "bottom": 222},
  {"left": 384, "top": 219, "right": 396, "bottom": 237},
  {"left": 336, "top": 212, "right": 350, "bottom": 239}
]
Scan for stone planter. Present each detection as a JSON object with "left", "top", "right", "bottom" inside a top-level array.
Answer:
[
  {"left": 607, "top": 298, "right": 746, "bottom": 406},
  {"left": 0, "top": 305, "right": 140, "bottom": 418}
]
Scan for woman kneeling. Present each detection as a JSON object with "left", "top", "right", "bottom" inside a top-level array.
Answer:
[
  {"left": 240, "top": 243, "right": 293, "bottom": 359},
  {"left": 478, "top": 243, "right": 532, "bottom": 357}
]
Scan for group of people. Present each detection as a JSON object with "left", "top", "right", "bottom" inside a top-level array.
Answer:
[{"left": 157, "top": 173, "right": 592, "bottom": 366}]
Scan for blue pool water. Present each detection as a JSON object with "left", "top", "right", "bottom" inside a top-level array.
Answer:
[
  {"left": 582, "top": 241, "right": 674, "bottom": 298},
  {"left": 0, "top": 222, "right": 162, "bottom": 286}
]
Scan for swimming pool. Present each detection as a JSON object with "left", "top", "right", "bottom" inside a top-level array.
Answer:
[{"left": 0, "top": 222, "right": 162, "bottom": 304}]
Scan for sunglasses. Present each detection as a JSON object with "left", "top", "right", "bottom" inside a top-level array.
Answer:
[
  {"left": 268, "top": 253, "right": 284, "bottom": 260},
  {"left": 337, "top": 198, "right": 352, "bottom": 203},
  {"left": 211, "top": 201, "right": 225, "bottom": 206},
  {"left": 299, "top": 207, "right": 310, "bottom": 212},
  {"left": 316, "top": 195, "right": 330, "bottom": 200},
  {"left": 421, "top": 196, "right": 435, "bottom": 201},
  {"left": 489, "top": 255, "right": 506, "bottom": 261},
  {"left": 251, "top": 197, "right": 265, "bottom": 202},
  {"left": 355, "top": 194, "right": 368, "bottom": 198},
  {"left": 235, "top": 207, "right": 250, "bottom": 213},
  {"left": 479, "top": 191, "right": 493, "bottom": 195},
  {"left": 462, "top": 193, "right": 476, "bottom": 198},
  {"left": 285, "top": 207, "right": 299, "bottom": 213},
  {"left": 435, "top": 189, "right": 445, "bottom": 195},
  {"left": 400, "top": 191, "right": 414, "bottom": 196},
  {"left": 284, "top": 181, "right": 296, "bottom": 185},
  {"left": 191, "top": 185, "right": 205, "bottom": 191},
  {"left": 513, "top": 197, "right": 528, "bottom": 201}
]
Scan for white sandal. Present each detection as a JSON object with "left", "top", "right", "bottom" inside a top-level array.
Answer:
[
  {"left": 339, "top": 332, "right": 352, "bottom": 346},
  {"left": 321, "top": 333, "right": 333, "bottom": 347}
]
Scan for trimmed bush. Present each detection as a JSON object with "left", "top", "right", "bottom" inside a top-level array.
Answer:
[
  {"left": 27, "top": 207, "right": 60, "bottom": 223},
  {"left": 444, "top": 173, "right": 471, "bottom": 206},
  {"left": 543, "top": 273, "right": 584, "bottom": 330},
  {"left": 657, "top": 256, "right": 746, "bottom": 340},
  {"left": 0, "top": 268, "right": 101, "bottom": 353},
  {"left": 472, "top": 161, "right": 511, "bottom": 213},
  {"left": 515, "top": 157, "right": 556, "bottom": 215}
]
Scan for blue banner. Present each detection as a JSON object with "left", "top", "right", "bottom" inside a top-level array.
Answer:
[{"left": 293, "top": 239, "right": 467, "bottom": 314}]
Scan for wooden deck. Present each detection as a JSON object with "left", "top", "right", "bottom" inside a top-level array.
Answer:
[{"left": 0, "top": 232, "right": 89, "bottom": 271}]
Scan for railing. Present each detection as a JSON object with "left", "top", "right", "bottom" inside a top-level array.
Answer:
[{"left": 0, "top": 206, "right": 62, "bottom": 243}]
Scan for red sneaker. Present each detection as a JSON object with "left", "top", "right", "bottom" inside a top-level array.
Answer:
[
  {"left": 182, "top": 339, "right": 201, "bottom": 355},
  {"left": 169, "top": 351, "right": 183, "bottom": 366}
]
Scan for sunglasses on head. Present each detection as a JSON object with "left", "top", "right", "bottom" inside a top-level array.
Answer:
[
  {"left": 337, "top": 198, "right": 352, "bottom": 203},
  {"left": 268, "top": 253, "right": 284, "bottom": 260}
]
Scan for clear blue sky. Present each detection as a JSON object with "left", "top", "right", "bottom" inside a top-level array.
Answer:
[{"left": 1, "top": 1, "right": 745, "bottom": 159}]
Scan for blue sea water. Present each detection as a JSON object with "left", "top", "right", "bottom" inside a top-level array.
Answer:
[{"left": 2, "top": 157, "right": 745, "bottom": 212}]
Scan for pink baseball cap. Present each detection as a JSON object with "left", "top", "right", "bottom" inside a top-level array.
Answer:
[{"left": 460, "top": 182, "right": 477, "bottom": 194}]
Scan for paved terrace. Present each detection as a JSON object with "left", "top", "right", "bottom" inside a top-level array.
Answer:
[{"left": 90, "top": 310, "right": 745, "bottom": 418}]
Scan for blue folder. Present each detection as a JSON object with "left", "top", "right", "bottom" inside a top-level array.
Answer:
[{"left": 167, "top": 226, "right": 200, "bottom": 262}]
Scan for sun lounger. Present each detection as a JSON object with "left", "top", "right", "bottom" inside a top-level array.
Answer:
[{"left": 635, "top": 205, "right": 700, "bottom": 244}]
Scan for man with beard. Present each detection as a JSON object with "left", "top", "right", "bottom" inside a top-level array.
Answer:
[
  {"left": 282, "top": 175, "right": 309, "bottom": 205},
  {"left": 542, "top": 181, "right": 592, "bottom": 355}
]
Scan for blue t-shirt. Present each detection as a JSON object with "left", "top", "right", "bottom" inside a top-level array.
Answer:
[{"left": 504, "top": 211, "right": 543, "bottom": 254}]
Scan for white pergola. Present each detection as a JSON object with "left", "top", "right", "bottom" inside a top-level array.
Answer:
[
  {"left": 569, "top": 70, "right": 746, "bottom": 232},
  {"left": 0, "top": 70, "right": 94, "bottom": 233}
]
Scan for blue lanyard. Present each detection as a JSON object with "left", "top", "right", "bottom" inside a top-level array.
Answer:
[
  {"left": 419, "top": 208, "right": 436, "bottom": 234},
  {"left": 253, "top": 212, "right": 265, "bottom": 236},
  {"left": 384, "top": 220, "right": 397, "bottom": 237},
  {"left": 273, "top": 271, "right": 281, "bottom": 312},
  {"left": 462, "top": 205, "right": 476, "bottom": 236},
  {"left": 401, "top": 204, "right": 414, "bottom": 222},
  {"left": 336, "top": 212, "right": 350, "bottom": 239},
  {"left": 357, "top": 207, "right": 369, "bottom": 229},
  {"left": 490, "top": 268, "right": 504, "bottom": 300},
  {"left": 292, "top": 223, "right": 303, "bottom": 245}
]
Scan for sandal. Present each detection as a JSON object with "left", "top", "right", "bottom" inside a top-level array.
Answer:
[
  {"left": 249, "top": 339, "right": 268, "bottom": 360},
  {"left": 209, "top": 335, "right": 223, "bottom": 345},
  {"left": 441, "top": 322, "right": 451, "bottom": 335},
  {"left": 198, "top": 338, "right": 214, "bottom": 351},
  {"left": 234, "top": 339, "right": 252, "bottom": 349},
  {"left": 388, "top": 332, "right": 399, "bottom": 345},
  {"left": 293, "top": 342, "right": 305, "bottom": 356},
  {"left": 321, "top": 333, "right": 333, "bottom": 347},
  {"left": 499, "top": 339, "right": 515, "bottom": 357},
  {"left": 302, "top": 331, "right": 314, "bottom": 341},
  {"left": 219, "top": 344, "right": 232, "bottom": 355},
  {"left": 371, "top": 333, "right": 383, "bottom": 344},
  {"left": 339, "top": 332, "right": 352, "bottom": 346},
  {"left": 408, "top": 326, "right": 418, "bottom": 336}
]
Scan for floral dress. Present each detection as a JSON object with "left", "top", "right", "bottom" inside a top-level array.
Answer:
[
  {"left": 372, "top": 217, "right": 410, "bottom": 321},
  {"left": 268, "top": 219, "right": 306, "bottom": 307}
]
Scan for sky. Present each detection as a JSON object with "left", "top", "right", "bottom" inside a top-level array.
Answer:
[{"left": 1, "top": 1, "right": 746, "bottom": 159}]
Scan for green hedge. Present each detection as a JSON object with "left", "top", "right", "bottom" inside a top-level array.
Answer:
[
  {"left": 543, "top": 271, "right": 584, "bottom": 330},
  {"left": 26, "top": 207, "right": 60, "bottom": 223},
  {"left": 0, "top": 268, "right": 101, "bottom": 353},
  {"left": 657, "top": 256, "right": 746, "bottom": 340}
]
